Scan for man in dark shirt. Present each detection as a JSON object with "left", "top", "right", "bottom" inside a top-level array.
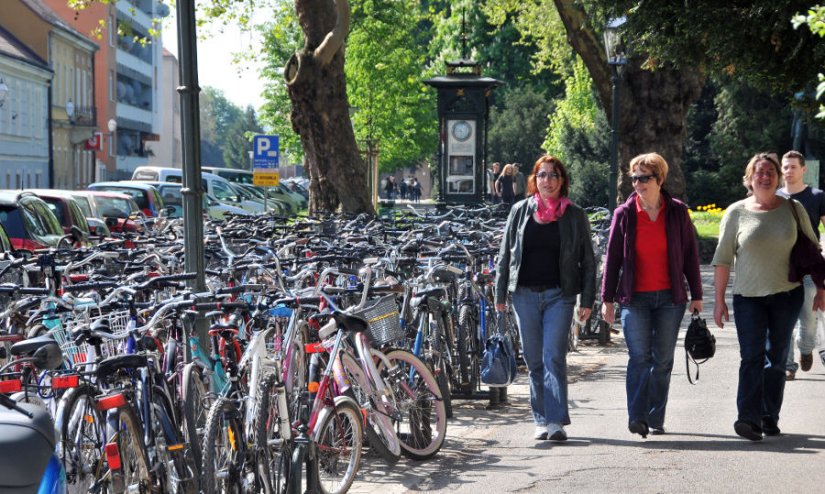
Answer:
[{"left": 777, "top": 150, "right": 825, "bottom": 378}]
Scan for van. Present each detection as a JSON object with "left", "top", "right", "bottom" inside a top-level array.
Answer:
[
  {"left": 131, "top": 166, "right": 242, "bottom": 206},
  {"left": 202, "top": 167, "right": 254, "bottom": 184}
]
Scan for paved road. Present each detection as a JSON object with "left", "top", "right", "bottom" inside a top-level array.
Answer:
[{"left": 351, "top": 266, "right": 825, "bottom": 493}]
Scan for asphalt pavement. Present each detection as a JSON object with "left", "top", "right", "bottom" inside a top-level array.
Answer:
[{"left": 350, "top": 266, "right": 825, "bottom": 493}]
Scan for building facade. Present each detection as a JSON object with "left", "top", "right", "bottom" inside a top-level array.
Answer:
[
  {"left": 146, "top": 48, "right": 181, "bottom": 167},
  {"left": 0, "top": 26, "right": 52, "bottom": 188}
]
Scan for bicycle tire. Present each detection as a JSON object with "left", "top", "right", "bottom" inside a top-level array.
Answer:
[
  {"left": 314, "top": 397, "right": 364, "bottom": 494},
  {"left": 181, "top": 362, "right": 209, "bottom": 469},
  {"left": 115, "top": 404, "right": 152, "bottom": 492},
  {"left": 569, "top": 317, "right": 581, "bottom": 353},
  {"left": 340, "top": 352, "right": 401, "bottom": 464},
  {"left": 435, "top": 360, "right": 453, "bottom": 419},
  {"left": 55, "top": 384, "right": 105, "bottom": 491},
  {"left": 202, "top": 399, "right": 244, "bottom": 494},
  {"left": 457, "top": 304, "right": 480, "bottom": 396},
  {"left": 378, "top": 350, "right": 448, "bottom": 460},
  {"left": 148, "top": 393, "right": 176, "bottom": 492},
  {"left": 255, "top": 372, "right": 288, "bottom": 494}
]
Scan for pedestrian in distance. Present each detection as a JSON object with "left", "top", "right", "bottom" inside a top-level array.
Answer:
[
  {"left": 411, "top": 177, "right": 422, "bottom": 203},
  {"left": 601, "top": 152, "right": 703, "bottom": 439},
  {"left": 489, "top": 162, "right": 502, "bottom": 203},
  {"left": 777, "top": 150, "right": 825, "bottom": 379},
  {"left": 384, "top": 175, "right": 396, "bottom": 200},
  {"left": 399, "top": 178, "right": 408, "bottom": 200},
  {"left": 496, "top": 164, "right": 517, "bottom": 207},
  {"left": 712, "top": 152, "right": 825, "bottom": 441},
  {"left": 495, "top": 155, "right": 596, "bottom": 442},
  {"left": 514, "top": 163, "right": 527, "bottom": 201}
]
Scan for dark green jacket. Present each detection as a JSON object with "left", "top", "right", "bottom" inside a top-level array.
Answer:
[{"left": 495, "top": 198, "right": 596, "bottom": 308}]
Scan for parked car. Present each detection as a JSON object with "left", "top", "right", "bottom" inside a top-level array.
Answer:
[
  {"left": 201, "top": 166, "right": 254, "bottom": 184},
  {"left": 78, "top": 191, "right": 144, "bottom": 233},
  {"left": 232, "top": 183, "right": 290, "bottom": 215},
  {"left": 28, "top": 190, "right": 94, "bottom": 246},
  {"left": 88, "top": 181, "right": 164, "bottom": 217},
  {"left": 0, "top": 191, "right": 67, "bottom": 250},
  {"left": 130, "top": 180, "right": 249, "bottom": 220}
]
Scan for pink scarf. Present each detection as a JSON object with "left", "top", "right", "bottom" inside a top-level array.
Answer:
[{"left": 533, "top": 193, "right": 571, "bottom": 223}]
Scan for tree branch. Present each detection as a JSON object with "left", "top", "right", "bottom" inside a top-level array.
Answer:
[{"left": 313, "top": 0, "right": 350, "bottom": 66}]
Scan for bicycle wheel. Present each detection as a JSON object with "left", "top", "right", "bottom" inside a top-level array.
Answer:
[
  {"left": 115, "top": 404, "right": 152, "bottom": 492},
  {"left": 378, "top": 350, "right": 448, "bottom": 460},
  {"left": 255, "top": 372, "right": 288, "bottom": 494},
  {"left": 181, "top": 362, "right": 210, "bottom": 469},
  {"left": 313, "top": 397, "right": 363, "bottom": 494},
  {"left": 457, "top": 304, "right": 480, "bottom": 396},
  {"left": 569, "top": 317, "right": 581, "bottom": 353},
  {"left": 434, "top": 358, "right": 453, "bottom": 419},
  {"left": 340, "top": 352, "right": 401, "bottom": 464},
  {"left": 202, "top": 399, "right": 244, "bottom": 494},
  {"left": 56, "top": 384, "right": 105, "bottom": 491}
]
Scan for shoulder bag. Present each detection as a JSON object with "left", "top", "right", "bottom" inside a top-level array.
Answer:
[
  {"left": 788, "top": 200, "right": 825, "bottom": 286},
  {"left": 480, "top": 312, "right": 518, "bottom": 387},
  {"left": 685, "top": 309, "right": 716, "bottom": 384}
]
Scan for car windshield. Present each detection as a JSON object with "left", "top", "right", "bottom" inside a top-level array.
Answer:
[
  {"left": 95, "top": 196, "right": 135, "bottom": 218},
  {"left": 95, "top": 187, "right": 148, "bottom": 209},
  {"left": 73, "top": 196, "right": 93, "bottom": 217},
  {"left": 41, "top": 199, "right": 66, "bottom": 225}
]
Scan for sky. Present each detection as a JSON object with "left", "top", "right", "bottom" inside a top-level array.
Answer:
[{"left": 162, "top": 10, "right": 267, "bottom": 111}]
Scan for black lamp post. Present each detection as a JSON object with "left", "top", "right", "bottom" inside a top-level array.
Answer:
[{"left": 604, "top": 17, "right": 627, "bottom": 212}]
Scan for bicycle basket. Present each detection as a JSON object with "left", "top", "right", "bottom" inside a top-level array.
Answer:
[{"left": 354, "top": 295, "right": 404, "bottom": 346}]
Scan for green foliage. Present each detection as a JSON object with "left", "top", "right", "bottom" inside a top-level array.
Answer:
[
  {"left": 346, "top": 0, "right": 436, "bottom": 172},
  {"left": 258, "top": 2, "right": 304, "bottom": 163},
  {"left": 487, "top": 85, "right": 552, "bottom": 168},
  {"left": 794, "top": 5, "right": 825, "bottom": 118},
  {"left": 542, "top": 59, "right": 609, "bottom": 208},
  {"left": 222, "top": 106, "right": 264, "bottom": 169},
  {"left": 199, "top": 87, "right": 246, "bottom": 167}
]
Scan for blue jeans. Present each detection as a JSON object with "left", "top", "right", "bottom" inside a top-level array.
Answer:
[
  {"left": 733, "top": 286, "right": 803, "bottom": 426},
  {"left": 511, "top": 286, "right": 576, "bottom": 426},
  {"left": 786, "top": 276, "right": 817, "bottom": 372},
  {"left": 620, "top": 290, "right": 686, "bottom": 428}
]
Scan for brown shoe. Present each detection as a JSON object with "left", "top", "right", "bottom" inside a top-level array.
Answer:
[
  {"left": 786, "top": 370, "right": 796, "bottom": 381},
  {"left": 801, "top": 353, "right": 813, "bottom": 372}
]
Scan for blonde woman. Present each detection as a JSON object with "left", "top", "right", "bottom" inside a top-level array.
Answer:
[{"left": 496, "top": 164, "right": 517, "bottom": 206}]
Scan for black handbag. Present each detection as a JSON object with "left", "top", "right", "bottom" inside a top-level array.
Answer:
[
  {"left": 685, "top": 309, "right": 716, "bottom": 384},
  {"left": 480, "top": 313, "right": 518, "bottom": 387},
  {"left": 788, "top": 201, "right": 825, "bottom": 287}
]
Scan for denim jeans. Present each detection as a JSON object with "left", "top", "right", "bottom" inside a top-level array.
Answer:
[
  {"left": 620, "top": 290, "right": 686, "bottom": 428},
  {"left": 732, "top": 286, "right": 803, "bottom": 426},
  {"left": 511, "top": 286, "right": 576, "bottom": 426},
  {"left": 786, "top": 276, "right": 817, "bottom": 372}
]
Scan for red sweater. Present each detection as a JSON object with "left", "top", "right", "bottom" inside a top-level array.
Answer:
[{"left": 633, "top": 196, "right": 671, "bottom": 292}]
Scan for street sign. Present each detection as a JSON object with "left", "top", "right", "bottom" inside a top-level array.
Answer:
[{"left": 253, "top": 135, "right": 280, "bottom": 186}]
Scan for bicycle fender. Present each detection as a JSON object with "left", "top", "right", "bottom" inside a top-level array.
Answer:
[{"left": 309, "top": 395, "right": 362, "bottom": 443}]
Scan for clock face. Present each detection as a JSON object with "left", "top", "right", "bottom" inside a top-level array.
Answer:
[{"left": 452, "top": 121, "right": 472, "bottom": 142}]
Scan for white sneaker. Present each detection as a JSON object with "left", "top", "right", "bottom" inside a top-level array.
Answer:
[
  {"left": 547, "top": 423, "right": 567, "bottom": 441},
  {"left": 534, "top": 426, "right": 548, "bottom": 440}
]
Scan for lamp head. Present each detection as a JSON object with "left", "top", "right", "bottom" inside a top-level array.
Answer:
[
  {"left": 107, "top": 118, "right": 117, "bottom": 133},
  {"left": 604, "top": 17, "right": 628, "bottom": 66}
]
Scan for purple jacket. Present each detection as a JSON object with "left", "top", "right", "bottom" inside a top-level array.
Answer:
[{"left": 600, "top": 190, "right": 703, "bottom": 305}]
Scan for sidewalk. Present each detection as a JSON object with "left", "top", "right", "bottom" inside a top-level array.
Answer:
[{"left": 350, "top": 266, "right": 825, "bottom": 493}]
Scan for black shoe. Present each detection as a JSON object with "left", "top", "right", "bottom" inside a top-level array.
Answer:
[
  {"left": 734, "top": 420, "right": 763, "bottom": 441},
  {"left": 629, "top": 420, "right": 649, "bottom": 438},
  {"left": 762, "top": 420, "right": 781, "bottom": 436},
  {"left": 650, "top": 426, "right": 666, "bottom": 435}
]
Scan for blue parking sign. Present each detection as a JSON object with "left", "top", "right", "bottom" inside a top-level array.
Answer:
[{"left": 253, "top": 135, "right": 279, "bottom": 169}]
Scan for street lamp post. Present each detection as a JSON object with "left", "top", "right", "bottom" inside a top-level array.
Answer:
[{"left": 604, "top": 17, "right": 627, "bottom": 212}]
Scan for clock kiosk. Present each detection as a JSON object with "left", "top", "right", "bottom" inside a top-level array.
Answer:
[{"left": 425, "top": 56, "right": 501, "bottom": 204}]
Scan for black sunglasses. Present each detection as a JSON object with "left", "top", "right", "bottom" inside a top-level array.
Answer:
[{"left": 630, "top": 174, "right": 656, "bottom": 184}]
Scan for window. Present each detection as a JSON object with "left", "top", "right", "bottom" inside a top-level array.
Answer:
[
  {"left": 109, "top": 71, "right": 114, "bottom": 102},
  {"left": 212, "top": 181, "right": 237, "bottom": 202}
]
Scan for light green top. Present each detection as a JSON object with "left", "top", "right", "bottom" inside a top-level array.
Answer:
[{"left": 712, "top": 198, "right": 817, "bottom": 296}]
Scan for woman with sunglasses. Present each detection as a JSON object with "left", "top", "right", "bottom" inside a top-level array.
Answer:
[
  {"left": 495, "top": 155, "right": 596, "bottom": 442},
  {"left": 601, "top": 152, "right": 703, "bottom": 438},
  {"left": 712, "top": 153, "right": 825, "bottom": 441}
]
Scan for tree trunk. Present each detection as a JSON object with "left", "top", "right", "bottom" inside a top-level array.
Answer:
[
  {"left": 553, "top": 0, "right": 705, "bottom": 204},
  {"left": 285, "top": 0, "right": 374, "bottom": 215}
]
